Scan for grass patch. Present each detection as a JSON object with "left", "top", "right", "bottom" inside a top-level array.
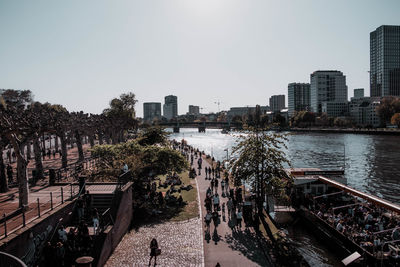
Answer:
[{"left": 157, "top": 171, "right": 199, "bottom": 221}]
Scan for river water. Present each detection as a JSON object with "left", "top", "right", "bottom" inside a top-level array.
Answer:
[{"left": 168, "top": 128, "right": 400, "bottom": 266}]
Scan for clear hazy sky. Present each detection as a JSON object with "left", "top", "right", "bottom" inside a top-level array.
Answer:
[{"left": 1, "top": 0, "right": 399, "bottom": 117}]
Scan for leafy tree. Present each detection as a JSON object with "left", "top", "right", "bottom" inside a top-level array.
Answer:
[
  {"left": 391, "top": 113, "right": 400, "bottom": 128},
  {"left": 376, "top": 97, "right": 400, "bottom": 126},
  {"left": 90, "top": 140, "right": 188, "bottom": 180},
  {"left": 138, "top": 126, "right": 169, "bottom": 146},
  {"left": 229, "top": 106, "right": 292, "bottom": 214},
  {"left": 103, "top": 92, "right": 138, "bottom": 144}
]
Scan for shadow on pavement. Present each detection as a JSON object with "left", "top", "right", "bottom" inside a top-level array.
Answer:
[{"left": 224, "top": 228, "right": 268, "bottom": 266}]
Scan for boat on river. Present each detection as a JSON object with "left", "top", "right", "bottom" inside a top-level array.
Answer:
[{"left": 290, "top": 168, "right": 400, "bottom": 266}]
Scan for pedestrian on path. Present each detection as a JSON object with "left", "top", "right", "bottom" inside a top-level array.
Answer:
[
  {"left": 236, "top": 209, "right": 243, "bottom": 230},
  {"left": 210, "top": 179, "right": 214, "bottom": 193},
  {"left": 149, "top": 238, "right": 159, "bottom": 266},
  {"left": 221, "top": 180, "right": 225, "bottom": 196},
  {"left": 214, "top": 179, "right": 219, "bottom": 194},
  {"left": 213, "top": 193, "right": 220, "bottom": 211},
  {"left": 227, "top": 198, "right": 233, "bottom": 218}
]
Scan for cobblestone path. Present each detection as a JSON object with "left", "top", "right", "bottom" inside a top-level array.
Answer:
[{"left": 105, "top": 218, "right": 203, "bottom": 267}]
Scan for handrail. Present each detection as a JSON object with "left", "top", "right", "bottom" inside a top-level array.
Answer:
[
  {"left": 0, "top": 251, "right": 27, "bottom": 267},
  {"left": 0, "top": 182, "right": 80, "bottom": 240}
]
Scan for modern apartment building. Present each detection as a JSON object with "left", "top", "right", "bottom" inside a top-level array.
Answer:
[
  {"left": 288, "top": 83, "right": 310, "bottom": 117},
  {"left": 310, "top": 70, "right": 348, "bottom": 115},
  {"left": 370, "top": 25, "right": 400, "bottom": 97},
  {"left": 143, "top": 102, "right": 162, "bottom": 122},
  {"left": 188, "top": 105, "right": 200, "bottom": 115},
  {"left": 269, "top": 95, "right": 285, "bottom": 112},
  {"left": 163, "top": 95, "right": 178, "bottom": 120},
  {"left": 349, "top": 97, "right": 381, "bottom": 127}
]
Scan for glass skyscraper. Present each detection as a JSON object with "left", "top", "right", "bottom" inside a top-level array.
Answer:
[{"left": 370, "top": 25, "right": 400, "bottom": 97}]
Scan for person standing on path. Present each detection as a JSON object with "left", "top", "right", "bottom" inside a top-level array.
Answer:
[
  {"left": 149, "top": 238, "right": 159, "bottom": 266},
  {"left": 236, "top": 209, "right": 243, "bottom": 230},
  {"left": 227, "top": 197, "right": 233, "bottom": 218},
  {"left": 214, "top": 179, "right": 219, "bottom": 194}
]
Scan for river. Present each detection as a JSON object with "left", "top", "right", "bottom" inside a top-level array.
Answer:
[{"left": 168, "top": 128, "right": 400, "bottom": 266}]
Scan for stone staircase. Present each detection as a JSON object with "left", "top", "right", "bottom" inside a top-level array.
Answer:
[{"left": 90, "top": 193, "right": 114, "bottom": 215}]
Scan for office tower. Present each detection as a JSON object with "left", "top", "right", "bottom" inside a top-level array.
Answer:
[
  {"left": 269, "top": 95, "right": 285, "bottom": 112},
  {"left": 288, "top": 83, "right": 310, "bottom": 117},
  {"left": 370, "top": 25, "right": 400, "bottom": 97},
  {"left": 353, "top": 88, "right": 364, "bottom": 99},
  {"left": 310, "top": 70, "right": 348, "bottom": 114},
  {"left": 163, "top": 95, "right": 178, "bottom": 120},
  {"left": 143, "top": 102, "right": 161, "bottom": 122},
  {"left": 188, "top": 105, "right": 200, "bottom": 115}
]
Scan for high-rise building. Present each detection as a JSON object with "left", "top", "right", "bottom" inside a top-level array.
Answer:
[
  {"left": 269, "top": 95, "right": 285, "bottom": 112},
  {"left": 353, "top": 88, "right": 364, "bottom": 99},
  {"left": 143, "top": 102, "right": 161, "bottom": 122},
  {"left": 188, "top": 105, "right": 200, "bottom": 115},
  {"left": 370, "top": 25, "right": 400, "bottom": 97},
  {"left": 163, "top": 95, "right": 178, "bottom": 120},
  {"left": 288, "top": 83, "right": 310, "bottom": 117},
  {"left": 310, "top": 70, "right": 348, "bottom": 114}
]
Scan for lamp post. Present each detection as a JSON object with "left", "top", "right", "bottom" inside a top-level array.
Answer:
[{"left": 224, "top": 148, "right": 228, "bottom": 161}]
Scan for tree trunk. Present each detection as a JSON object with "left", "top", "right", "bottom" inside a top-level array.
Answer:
[
  {"left": 26, "top": 142, "right": 31, "bottom": 160},
  {"left": 0, "top": 149, "right": 8, "bottom": 193},
  {"left": 55, "top": 135, "right": 59, "bottom": 153},
  {"left": 17, "top": 146, "right": 29, "bottom": 207},
  {"left": 75, "top": 130, "right": 84, "bottom": 162},
  {"left": 98, "top": 133, "right": 103, "bottom": 145},
  {"left": 33, "top": 136, "right": 44, "bottom": 180},
  {"left": 60, "top": 132, "right": 68, "bottom": 168},
  {"left": 89, "top": 135, "right": 95, "bottom": 147}
]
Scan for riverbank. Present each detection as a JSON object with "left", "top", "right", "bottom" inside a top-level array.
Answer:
[{"left": 287, "top": 127, "right": 400, "bottom": 135}]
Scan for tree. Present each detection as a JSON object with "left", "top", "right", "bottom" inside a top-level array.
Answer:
[
  {"left": 103, "top": 92, "right": 138, "bottom": 144},
  {"left": 391, "top": 113, "right": 400, "bottom": 128},
  {"left": 137, "top": 126, "right": 169, "bottom": 146},
  {"left": 90, "top": 139, "right": 187, "bottom": 180},
  {"left": 0, "top": 89, "right": 34, "bottom": 207},
  {"left": 229, "top": 107, "right": 292, "bottom": 215},
  {"left": 376, "top": 97, "right": 400, "bottom": 126}
]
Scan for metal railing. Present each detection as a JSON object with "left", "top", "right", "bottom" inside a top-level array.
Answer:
[
  {"left": 0, "top": 251, "right": 27, "bottom": 267},
  {"left": 55, "top": 157, "right": 98, "bottom": 182},
  {"left": 0, "top": 183, "right": 81, "bottom": 240}
]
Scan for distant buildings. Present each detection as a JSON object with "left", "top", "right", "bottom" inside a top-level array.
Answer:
[
  {"left": 310, "top": 70, "right": 348, "bottom": 116},
  {"left": 353, "top": 88, "right": 364, "bottom": 99},
  {"left": 188, "top": 105, "right": 200, "bottom": 115},
  {"left": 370, "top": 25, "right": 400, "bottom": 97},
  {"left": 288, "top": 83, "right": 310, "bottom": 117},
  {"left": 143, "top": 102, "right": 161, "bottom": 122},
  {"left": 227, "top": 106, "right": 269, "bottom": 120},
  {"left": 349, "top": 97, "right": 381, "bottom": 127},
  {"left": 269, "top": 95, "right": 285, "bottom": 112},
  {"left": 163, "top": 95, "right": 178, "bottom": 120}
]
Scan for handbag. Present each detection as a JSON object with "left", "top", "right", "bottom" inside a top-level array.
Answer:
[{"left": 156, "top": 248, "right": 161, "bottom": 256}]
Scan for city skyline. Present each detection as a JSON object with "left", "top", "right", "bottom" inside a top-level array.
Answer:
[{"left": 1, "top": 1, "right": 400, "bottom": 117}]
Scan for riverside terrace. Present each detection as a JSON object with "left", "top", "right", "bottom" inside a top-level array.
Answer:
[{"left": 291, "top": 173, "right": 400, "bottom": 265}]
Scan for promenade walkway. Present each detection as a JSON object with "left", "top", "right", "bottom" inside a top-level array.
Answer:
[{"left": 196, "top": 157, "right": 271, "bottom": 267}]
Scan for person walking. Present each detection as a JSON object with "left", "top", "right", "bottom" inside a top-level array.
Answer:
[
  {"left": 227, "top": 198, "right": 233, "bottom": 218},
  {"left": 149, "top": 238, "right": 159, "bottom": 266},
  {"left": 214, "top": 179, "right": 219, "bottom": 194},
  {"left": 221, "top": 180, "right": 225, "bottom": 196},
  {"left": 236, "top": 209, "right": 243, "bottom": 230}
]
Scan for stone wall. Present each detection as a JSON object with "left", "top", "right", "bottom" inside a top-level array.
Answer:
[
  {"left": 0, "top": 200, "right": 76, "bottom": 266},
  {"left": 96, "top": 182, "right": 133, "bottom": 267}
]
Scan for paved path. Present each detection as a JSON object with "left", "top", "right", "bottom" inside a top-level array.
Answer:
[
  {"left": 105, "top": 218, "right": 203, "bottom": 267},
  {"left": 196, "top": 156, "right": 271, "bottom": 267}
]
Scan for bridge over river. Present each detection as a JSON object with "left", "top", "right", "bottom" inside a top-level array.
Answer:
[{"left": 157, "top": 121, "right": 242, "bottom": 132}]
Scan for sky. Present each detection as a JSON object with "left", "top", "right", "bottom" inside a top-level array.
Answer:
[{"left": 1, "top": 0, "right": 400, "bottom": 117}]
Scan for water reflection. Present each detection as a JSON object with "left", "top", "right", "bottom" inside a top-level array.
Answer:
[{"left": 169, "top": 128, "right": 400, "bottom": 204}]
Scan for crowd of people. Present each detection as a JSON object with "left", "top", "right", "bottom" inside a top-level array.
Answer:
[
  {"left": 41, "top": 190, "right": 97, "bottom": 266},
  {"left": 310, "top": 191, "right": 400, "bottom": 259},
  {"left": 172, "top": 139, "right": 259, "bottom": 243}
]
